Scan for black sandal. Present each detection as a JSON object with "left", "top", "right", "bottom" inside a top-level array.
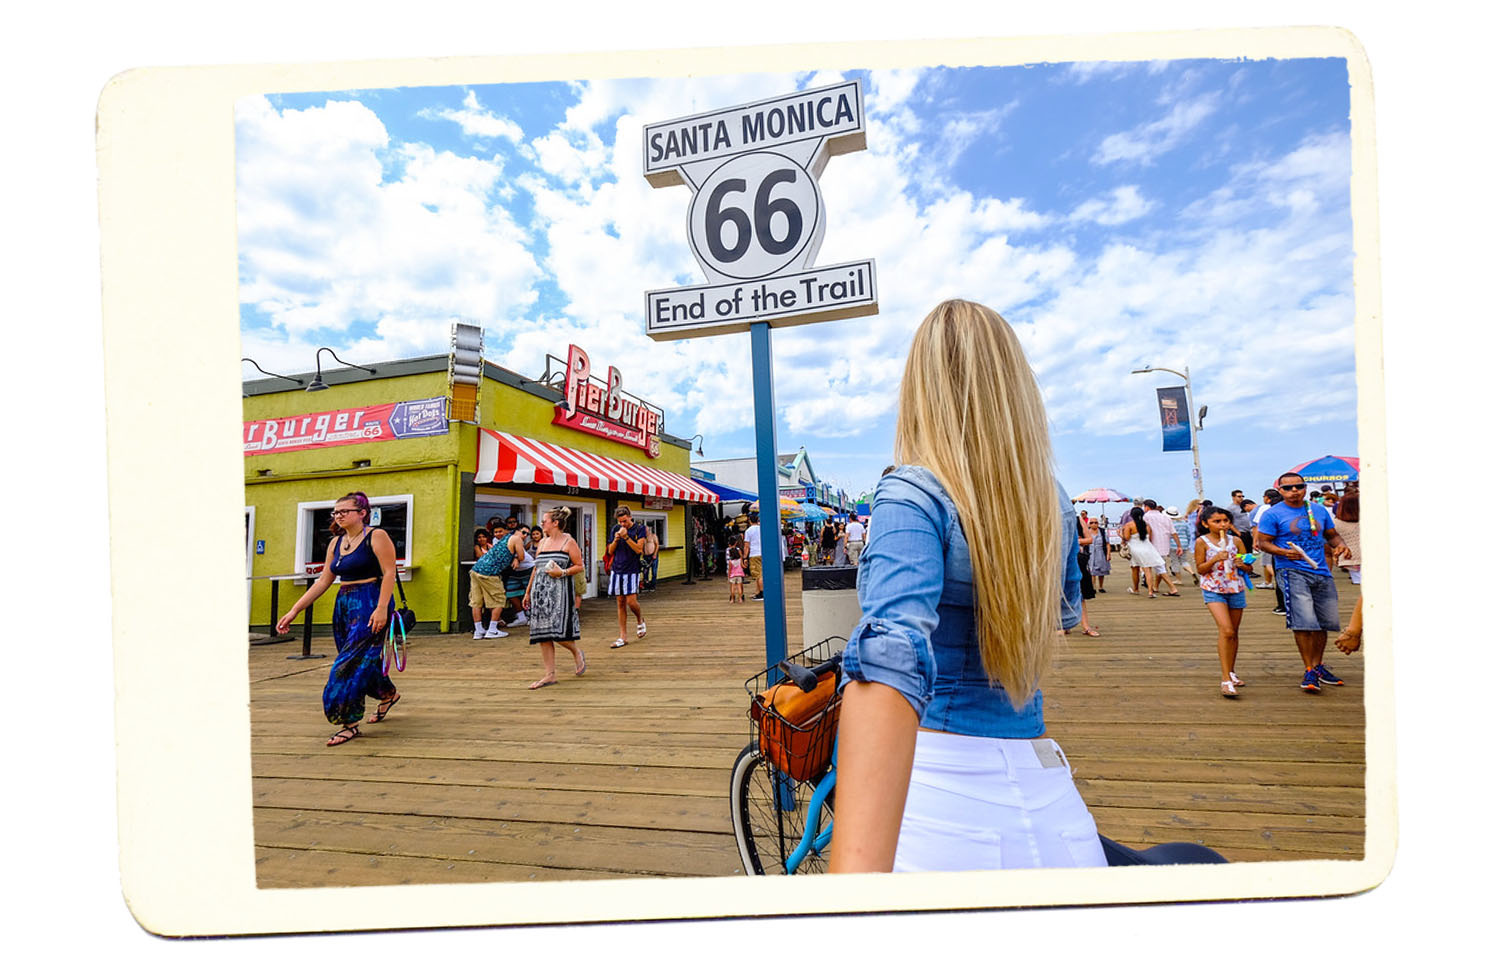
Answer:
[
  {"left": 368, "top": 693, "right": 401, "bottom": 723},
  {"left": 327, "top": 725, "right": 361, "bottom": 746}
]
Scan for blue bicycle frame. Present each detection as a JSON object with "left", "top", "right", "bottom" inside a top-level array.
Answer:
[{"left": 783, "top": 735, "right": 838, "bottom": 872}]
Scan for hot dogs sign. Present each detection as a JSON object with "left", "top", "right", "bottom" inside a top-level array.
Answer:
[{"left": 643, "top": 80, "right": 879, "bottom": 338}]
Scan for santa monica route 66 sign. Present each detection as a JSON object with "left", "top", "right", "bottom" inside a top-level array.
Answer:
[{"left": 643, "top": 80, "right": 879, "bottom": 340}]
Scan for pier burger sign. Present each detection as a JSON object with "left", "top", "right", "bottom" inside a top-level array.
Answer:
[
  {"left": 552, "top": 344, "right": 664, "bottom": 458},
  {"left": 643, "top": 80, "right": 879, "bottom": 339}
]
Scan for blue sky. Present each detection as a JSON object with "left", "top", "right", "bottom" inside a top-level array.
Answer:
[{"left": 237, "top": 57, "right": 1355, "bottom": 512}]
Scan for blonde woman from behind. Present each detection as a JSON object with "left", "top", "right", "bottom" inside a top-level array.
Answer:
[{"left": 829, "top": 299, "right": 1103, "bottom": 873}]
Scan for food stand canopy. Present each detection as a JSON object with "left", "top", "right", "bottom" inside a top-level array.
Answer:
[
  {"left": 693, "top": 477, "right": 756, "bottom": 503},
  {"left": 1288, "top": 455, "right": 1359, "bottom": 484},
  {"left": 476, "top": 429, "right": 719, "bottom": 503}
]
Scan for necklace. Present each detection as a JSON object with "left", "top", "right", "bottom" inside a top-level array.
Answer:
[{"left": 342, "top": 528, "right": 366, "bottom": 555}]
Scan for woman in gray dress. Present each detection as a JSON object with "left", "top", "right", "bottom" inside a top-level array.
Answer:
[
  {"left": 521, "top": 507, "right": 585, "bottom": 689},
  {"left": 1088, "top": 513, "right": 1113, "bottom": 592}
]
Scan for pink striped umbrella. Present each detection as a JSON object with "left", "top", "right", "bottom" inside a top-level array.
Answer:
[{"left": 1071, "top": 487, "right": 1131, "bottom": 504}]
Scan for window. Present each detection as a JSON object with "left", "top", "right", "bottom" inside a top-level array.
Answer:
[
  {"left": 635, "top": 511, "right": 668, "bottom": 548},
  {"left": 475, "top": 495, "right": 537, "bottom": 531},
  {"left": 295, "top": 494, "right": 413, "bottom": 574}
]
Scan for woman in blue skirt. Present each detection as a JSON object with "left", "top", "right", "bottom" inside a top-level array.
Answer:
[{"left": 277, "top": 491, "right": 401, "bottom": 746}]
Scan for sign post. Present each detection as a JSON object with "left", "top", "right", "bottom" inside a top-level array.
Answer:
[{"left": 644, "top": 80, "right": 879, "bottom": 672}]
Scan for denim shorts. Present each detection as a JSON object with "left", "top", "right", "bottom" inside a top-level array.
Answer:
[
  {"left": 1279, "top": 568, "right": 1340, "bottom": 631},
  {"left": 1201, "top": 588, "right": 1246, "bottom": 609}
]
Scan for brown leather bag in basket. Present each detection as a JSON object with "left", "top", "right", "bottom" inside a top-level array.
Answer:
[{"left": 751, "top": 670, "right": 840, "bottom": 781}]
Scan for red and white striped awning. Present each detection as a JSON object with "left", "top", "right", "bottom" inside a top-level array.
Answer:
[{"left": 476, "top": 430, "right": 719, "bottom": 504}]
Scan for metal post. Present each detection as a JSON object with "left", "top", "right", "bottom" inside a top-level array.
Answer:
[
  {"left": 1183, "top": 365, "right": 1204, "bottom": 502},
  {"left": 1134, "top": 364, "right": 1205, "bottom": 503},
  {"left": 263, "top": 578, "right": 293, "bottom": 645},
  {"left": 749, "top": 322, "right": 789, "bottom": 673},
  {"left": 288, "top": 604, "right": 326, "bottom": 661}
]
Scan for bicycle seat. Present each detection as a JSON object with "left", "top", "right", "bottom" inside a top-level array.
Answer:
[{"left": 1099, "top": 834, "right": 1228, "bottom": 866}]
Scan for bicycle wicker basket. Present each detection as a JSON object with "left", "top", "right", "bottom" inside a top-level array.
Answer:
[{"left": 745, "top": 637, "right": 845, "bottom": 782}]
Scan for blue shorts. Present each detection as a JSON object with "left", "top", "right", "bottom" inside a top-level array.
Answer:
[
  {"left": 1202, "top": 589, "right": 1246, "bottom": 609},
  {"left": 1279, "top": 568, "right": 1340, "bottom": 631}
]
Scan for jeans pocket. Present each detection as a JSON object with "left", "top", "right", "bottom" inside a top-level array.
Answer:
[
  {"left": 1059, "top": 824, "right": 1109, "bottom": 867},
  {"left": 893, "top": 811, "right": 1004, "bottom": 872}
]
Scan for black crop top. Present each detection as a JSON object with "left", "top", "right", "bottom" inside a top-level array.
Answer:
[{"left": 331, "top": 530, "right": 383, "bottom": 582}]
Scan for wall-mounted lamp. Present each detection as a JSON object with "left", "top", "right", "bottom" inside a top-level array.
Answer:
[
  {"left": 307, "top": 347, "right": 377, "bottom": 391},
  {"left": 242, "top": 357, "right": 304, "bottom": 387},
  {"left": 352, "top": 459, "right": 371, "bottom": 469},
  {"left": 687, "top": 434, "right": 705, "bottom": 457}
]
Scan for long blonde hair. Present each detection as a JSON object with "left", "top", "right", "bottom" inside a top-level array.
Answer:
[{"left": 893, "top": 299, "right": 1060, "bottom": 705}]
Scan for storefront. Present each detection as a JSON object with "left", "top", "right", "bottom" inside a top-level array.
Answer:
[{"left": 243, "top": 344, "right": 717, "bottom": 634}]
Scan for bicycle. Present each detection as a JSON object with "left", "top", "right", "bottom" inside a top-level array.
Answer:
[
  {"left": 728, "top": 635, "right": 1231, "bottom": 875},
  {"left": 729, "top": 636, "right": 844, "bottom": 875}
]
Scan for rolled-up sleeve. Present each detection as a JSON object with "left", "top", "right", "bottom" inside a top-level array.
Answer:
[{"left": 840, "top": 474, "right": 943, "bottom": 718}]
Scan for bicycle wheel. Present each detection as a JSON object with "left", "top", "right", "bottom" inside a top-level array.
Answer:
[{"left": 730, "top": 743, "right": 832, "bottom": 875}]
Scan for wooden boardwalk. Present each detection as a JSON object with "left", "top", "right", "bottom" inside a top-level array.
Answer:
[{"left": 250, "top": 566, "right": 1364, "bottom": 887}]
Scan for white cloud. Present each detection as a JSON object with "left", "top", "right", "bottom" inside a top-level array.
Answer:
[
  {"left": 420, "top": 89, "right": 525, "bottom": 143},
  {"left": 236, "top": 95, "right": 542, "bottom": 365},
  {"left": 1068, "top": 185, "right": 1154, "bottom": 225},
  {"left": 1062, "top": 59, "right": 1172, "bottom": 83},
  {"left": 1094, "top": 92, "right": 1219, "bottom": 165}
]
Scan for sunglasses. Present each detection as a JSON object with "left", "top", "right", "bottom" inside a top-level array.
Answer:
[{"left": 1279, "top": 483, "right": 1307, "bottom": 491}]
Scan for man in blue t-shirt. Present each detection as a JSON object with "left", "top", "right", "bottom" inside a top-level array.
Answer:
[
  {"left": 606, "top": 506, "right": 648, "bottom": 649},
  {"left": 1255, "top": 472, "right": 1351, "bottom": 694}
]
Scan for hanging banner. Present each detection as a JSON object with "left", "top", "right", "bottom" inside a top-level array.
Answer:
[
  {"left": 243, "top": 397, "right": 448, "bottom": 456},
  {"left": 1156, "top": 387, "right": 1191, "bottom": 452}
]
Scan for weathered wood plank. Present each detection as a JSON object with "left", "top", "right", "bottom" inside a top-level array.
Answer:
[
  {"left": 251, "top": 567, "right": 1368, "bottom": 886},
  {"left": 253, "top": 778, "right": 732, "bottom": 834},
  {"left": 255, "top": 808, "right": 742, "bottom": 878}
]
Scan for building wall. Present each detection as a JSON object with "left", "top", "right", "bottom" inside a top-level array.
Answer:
[
  {"left": 245, "top": 362, "right": 699, "bottom": 630},
  {"left": 245, "top": 465, "right": 454, "bottom": 631},
  {"left": 243, "top": 370, "right": 459, "bottom": 477}
]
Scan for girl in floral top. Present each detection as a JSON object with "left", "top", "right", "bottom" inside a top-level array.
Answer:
[{"left": 1194, "top": 506, "right": 1258, "bottom": 697}]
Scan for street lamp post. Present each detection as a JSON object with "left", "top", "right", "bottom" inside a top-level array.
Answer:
[{"left": 1132, "top": 365, "right": 1206, "bottom": 503}]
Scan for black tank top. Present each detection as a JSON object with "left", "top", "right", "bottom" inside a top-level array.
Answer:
[{"left": 331, "top": 530, "right": 382, "bottom": 582}]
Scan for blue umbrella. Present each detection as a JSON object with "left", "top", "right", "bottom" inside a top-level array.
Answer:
[
  {"left": 799, "top": 502, "right": 828, "bottom": 521},
  {"left": 1289, "top": 455, "right": 1359, "bottom": 485}
]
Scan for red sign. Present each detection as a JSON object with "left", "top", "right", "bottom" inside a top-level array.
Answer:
[
  {"left": 244, "top": 397, "right": 448, "bottom": 456},
  {"left": 554, "top": 344, "right": 663, "bottom": 457}
]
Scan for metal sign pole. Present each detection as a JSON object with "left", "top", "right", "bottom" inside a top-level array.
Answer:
[
  {"left": 750, "top": 321, "right": 789, "bottom": 672},
  {"left": 642, "top": 80, "right": 879, "bottom": 675}
]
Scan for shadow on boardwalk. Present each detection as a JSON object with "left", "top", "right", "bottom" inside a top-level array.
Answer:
[{"left": 250, "top": 567, "right": 1364, "bottom": 888}]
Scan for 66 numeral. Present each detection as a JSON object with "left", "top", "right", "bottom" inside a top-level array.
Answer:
[{"left": 704, "top": 168, "right": 804, "bottom": 263}]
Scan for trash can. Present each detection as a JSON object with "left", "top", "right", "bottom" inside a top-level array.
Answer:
[{"left": 801, "top": 565, "right": 859, "bottom": 650}]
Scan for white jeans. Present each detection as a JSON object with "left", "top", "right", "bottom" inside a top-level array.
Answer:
[{"left": 893, "top": 731, "right": 1108, "bottom": 872}]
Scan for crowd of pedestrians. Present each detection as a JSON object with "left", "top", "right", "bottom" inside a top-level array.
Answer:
[{"left": 1079, "top": 478, "right": 1362, "bottom": 698}]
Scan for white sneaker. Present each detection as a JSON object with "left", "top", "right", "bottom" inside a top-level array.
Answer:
[
  {"left": 484, "top": 628, "right": 509, "bottom": 639},
  {"left": 473, "top": 627, "right": 487, "bottom": 639},
  {"left": 507, "top": 612, "right": 528, "bottom": 628},
  {"left": 1255, "top": 582, "right": 1273, "bottom": 589}
]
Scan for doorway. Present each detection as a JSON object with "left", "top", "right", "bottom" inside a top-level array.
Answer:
[{"left": 244, "top": 506, "right": 256, "bottom": 618}]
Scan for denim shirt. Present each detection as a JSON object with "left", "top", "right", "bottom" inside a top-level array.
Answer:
[{"left": 840, "top": 465, "right": 1082, "bottom": 737}]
